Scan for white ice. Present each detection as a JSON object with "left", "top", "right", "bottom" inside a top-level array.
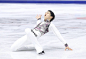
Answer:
[{"left": 0, "top": 3, "right": 86, "bottom": 59}]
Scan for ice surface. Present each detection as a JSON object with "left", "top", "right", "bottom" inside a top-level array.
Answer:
[{"left": 0, "top": 3, "right": 86, "bottom": 59}]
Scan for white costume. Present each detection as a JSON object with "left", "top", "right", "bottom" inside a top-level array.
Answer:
[{"left": 11, "top": 19, "right": 67, "bottom": 53}]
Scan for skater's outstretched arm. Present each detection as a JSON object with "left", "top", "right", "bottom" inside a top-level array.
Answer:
[
  {"left": 49, "top": 23, "right": 67, "bottom": 44},
  {"left": 49, "top": 23, "right": 72, "bottom": 51},
  {"left": 36, "top": 15, "right": 42, "bottom": 25}
]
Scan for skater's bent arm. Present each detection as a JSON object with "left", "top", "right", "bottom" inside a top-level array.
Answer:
[
  {"left": 36, "top": 15, "right": 42, "bottom": 25},
  {"left": 49, "top": 23, "right": 67, "bottom": 44}
]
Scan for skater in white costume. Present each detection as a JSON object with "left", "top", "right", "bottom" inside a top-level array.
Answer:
[{"left": 11, "top": 10, "right": 72, "bottom": 54}]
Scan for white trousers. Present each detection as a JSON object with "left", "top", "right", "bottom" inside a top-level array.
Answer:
[
  {"left": 11, "top": 23, "right": 67, "bottom": 53},
  {"left": 11, "top": 28, "right": 43, "bottom": 53}
]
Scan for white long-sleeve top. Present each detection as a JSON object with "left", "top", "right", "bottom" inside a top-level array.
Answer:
[{"left": 32, "top": 19, "right": 67, "bottom": 45}]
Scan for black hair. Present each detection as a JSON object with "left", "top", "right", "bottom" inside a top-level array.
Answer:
[{"left": 48, "top": 10, "right": 55, "bottom": 22}]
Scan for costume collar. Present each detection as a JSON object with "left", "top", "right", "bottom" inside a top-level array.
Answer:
[{"left": 44, "top": 19, "right": 50, "bottom": 22}]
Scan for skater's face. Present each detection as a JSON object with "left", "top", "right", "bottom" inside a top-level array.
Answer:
[{"left": 44, "top": 11, "right": 53, "bottom": 21}]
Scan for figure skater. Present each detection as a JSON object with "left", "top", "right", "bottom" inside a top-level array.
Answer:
[{"left": 11, "top": 10, "right": 72, "bottom": 55}]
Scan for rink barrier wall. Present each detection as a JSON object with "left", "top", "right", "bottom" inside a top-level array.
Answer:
[{"left": 0, "top": 1, "right": 86, "bottom": 4}]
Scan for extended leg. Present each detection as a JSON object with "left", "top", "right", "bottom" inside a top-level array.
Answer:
[{"left": 11, "top": 35, "right": 26, "bottom": 51}]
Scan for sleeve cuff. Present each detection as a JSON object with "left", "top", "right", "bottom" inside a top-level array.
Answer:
[
  {"left": 65, "top": 43, "right": 68, "bottom": 47},
  {"left": 37, "top": 18, "right": 41, "bottom": 20}
]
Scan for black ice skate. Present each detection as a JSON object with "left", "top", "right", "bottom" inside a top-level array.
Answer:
[{"left": 38, "top": 51, "right": 45, "bottom": 55}]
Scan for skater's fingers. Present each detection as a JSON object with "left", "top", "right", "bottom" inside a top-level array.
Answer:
[
  {"left": 67, "top": 47, "right": 73, "bottom": 51},
  {"left": 36, "top": 15, "right": 38, "bottom": 17},
  {"left": 65, "top": 48, "right": 67, "bottom": 51},
  {"left": 36, "top": 15, "right": 39, "bottom": 18},
  {"left": 36, "top": 16, "right": 37, "bottom": 18},
  {"left": 40, "top": 15, "right": 42, "bottom": 16},
  {"left": 39, "top": 15, "right": 42, "bottom": 17},
  {"left": 65, "top": 47, "right": 73, "bottom": 51},
  {"left": 69, "top": 48, "right": 73, "bottom": 51}
]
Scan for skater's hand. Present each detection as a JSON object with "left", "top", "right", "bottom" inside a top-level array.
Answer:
[
  {"left": 36, "top": 15, "right": 42, "bottom": 20},
  {"left": 65, "top": 46, "right": 73, "bottom": 51}
]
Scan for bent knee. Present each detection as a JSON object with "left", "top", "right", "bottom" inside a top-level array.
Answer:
[{"left": 10, "top": 46, "right": 18, "bottom": 52}]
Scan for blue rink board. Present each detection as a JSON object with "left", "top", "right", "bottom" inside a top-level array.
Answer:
[{"left": 0, "top": 0, "right": 86, "bottom": 4}]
